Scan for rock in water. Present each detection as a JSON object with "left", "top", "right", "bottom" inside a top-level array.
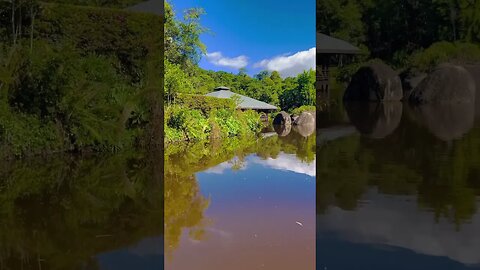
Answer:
[
  {"left": 410, "top": 102, "right": 474, "bottom": 141},
  {"left": 345, "top": 102, "right": 403, "bottom": 139},
  {"left": 273, "top": 111, "right": 291, "bottom": 126},
  {"left": 293, "top": 111, "right": 315, "bottom": 126},
  {"left": 344, "top": 61, "right": 403, "bottom": 102},
  {"left": 409, "top": 63, "right": 476, "bottom": 104}
]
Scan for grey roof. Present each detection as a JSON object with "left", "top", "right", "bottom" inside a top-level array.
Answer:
[
  {"left": 205, "top": 90, "right": 278, "bottom": 111},
  {"left": 127, "top": 0, "right": 163, "bottom": 15},
  {"left": 317, "top": 33, "right": 360, "bottom": 54}
]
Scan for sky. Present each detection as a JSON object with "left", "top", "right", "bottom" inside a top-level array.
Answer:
[{"left": 169, "top": 0, "right": 315, "bottom": 78}]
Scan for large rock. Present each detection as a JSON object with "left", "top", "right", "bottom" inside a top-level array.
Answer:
[
  {"left": 273, "top": 123, "right": 291, "bottom": 137},
  {"left": 273, "top": 111, "right": 291, "bottom": 126},
  {"left": 293, "top": 111, "right": 315, "bottom": 126},
  {"left": 345, "top": 101, "right": 403, "bottom": 139},
  {"left": 293, "top": 124, "right": 315, "bottom": 138},
  {"left": 409, "top": 63, "right": 476, "bottom": 104},
  {"left": 344, "top": 61, "right": 403, "bottom": 102}
]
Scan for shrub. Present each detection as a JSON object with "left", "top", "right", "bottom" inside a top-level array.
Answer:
[
  {"left": 175, "top": 94, "right": 236, "bottom": 113},
  {"left": 291, "top": 105, "right": 316, "bottom": 115},
  {"left": 411, "top": 42, "right": 480, "bottom": 72}
]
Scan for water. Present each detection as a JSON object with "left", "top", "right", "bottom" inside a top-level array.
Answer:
[
  {"left": 317, "top": 101, "right": 480, "bottom": 270},
  {"left": 0, "top": 152, "right": 163, "bottom": 270},
  {"left": 165, "top": 130, "right": 316, "bottom": 270}
]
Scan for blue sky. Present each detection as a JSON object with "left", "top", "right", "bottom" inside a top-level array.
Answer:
[{"left": 169, "top": 0, "right": 315, "bottom": 78}]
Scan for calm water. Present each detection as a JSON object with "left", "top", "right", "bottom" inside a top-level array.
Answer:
[
  {"left": 0, "top": 152, "right": 163, "bottom": 270},
  {"left": 165, "top": 129, "right": 316, "bottom": 270},
  {"left": 317, "top": 102, "right": 480, "bottom": 270}
]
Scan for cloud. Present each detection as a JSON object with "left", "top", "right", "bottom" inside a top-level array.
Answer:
[
  {"left": 205, "top": 52, "right": 248, "bottom": 69},
  {"left": 254, "top": 48, "right": 316, "bottom": 78}
]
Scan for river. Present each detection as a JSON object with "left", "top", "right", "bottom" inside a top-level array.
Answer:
[{"left": 165, "top": 129, "right": 316, "bottom": 270}]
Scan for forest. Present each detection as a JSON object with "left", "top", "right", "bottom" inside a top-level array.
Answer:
[
  {"left": 164, "top": 1, "right": 316, "bottom": 142},
  {"left": 318, "top": 0, "right": 480, "bottom": 84},
  {"left": 0, "top": 0, "right": 162, "bottom": 158}
]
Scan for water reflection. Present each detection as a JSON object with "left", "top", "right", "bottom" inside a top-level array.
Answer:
[
  {"left": 165, "top": 130, "right": 316, "bottom": 270},
  {"left": 0, "top": 153, "right": 163, "bottom": 270},
  {"left": 317, "top": 102, "right": 480, "bottom": 269}
]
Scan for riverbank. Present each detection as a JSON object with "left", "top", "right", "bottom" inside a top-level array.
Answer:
[{"left": 164, "top": 94, "right": 264, "bottom": 143}]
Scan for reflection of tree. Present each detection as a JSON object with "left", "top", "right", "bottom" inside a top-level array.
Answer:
[
  {"left": 0, "top": 152, "right": 163, "bottom": 270},
  {"left": 164, "top": 173, "right": 210, "bottom": 260},
  {"left": 317, "top": 115, "right": 480, "bottom": 227}
]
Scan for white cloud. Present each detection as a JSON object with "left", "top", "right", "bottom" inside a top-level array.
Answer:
[
  {"left": 205, "top": 51, "right": 248, "bottom": 69},
  {"left": 254, "top": 48, "right": 316, "bottom": 78}
]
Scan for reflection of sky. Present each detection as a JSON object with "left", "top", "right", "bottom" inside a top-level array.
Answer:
[
  {"left": 252, "top": 154, "right": 315, "bottom": 177},
  {"left": 202, "top": 153, "right": 315, "bottom": 177},
  {"left": 317, "top": 189, "right": 480, "bottom": 269},
  {"left": 97, "top": 237, "right": 163, "bottom": 270},
  {"left": 166, "top": 153, "right": 315, "bottom": 269}
]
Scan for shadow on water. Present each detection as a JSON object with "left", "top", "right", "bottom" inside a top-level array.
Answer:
[
  {"left": 317, "top": 100, "right": 480, "bottom": 269},
  {"left": 0, "top": 152, "right": 163, "bottom": 270}
]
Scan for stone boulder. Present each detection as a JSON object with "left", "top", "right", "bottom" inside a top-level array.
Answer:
[
  {"left": 273, "top": 123, "right": 291, "bottom": 137},
  {"left": 409, "top": 63, "right": 476, "bottom": 104},
  {"left": 273, "top": 111, "right": 291, "bottom": 126},
  {"left": 293, "top": 124, "right": 315, "bottom": 138},
  {"left": 344, "top": 61, "right": 403, "bottom": 102},
  {"left": 293, "top": 111, "right": 315, "bottom": 126}
]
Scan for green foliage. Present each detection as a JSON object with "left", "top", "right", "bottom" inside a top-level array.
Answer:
[
  {"left": 291, "top": 105, "right": 316, "bottom": 115},
  {"left": 0, "top": 1, "right": 162, "bottom": 156},
  {"left": 318, "top": 0, "right": 480, "bottom": 69},
  {"left": 167, "top": 106, "right": 210, "bottom": 141},
  {"left": 410, "top": 42, "right": 480, "bottom": 72},
  {"left": 165, "top": 103, "right": 262, "bottom": 143},
  {"left": 279, "top": 70, "right": 316, "bottom": 112},
  {"left": 175, "top": 93, "right": 236, "bottom": 113}
]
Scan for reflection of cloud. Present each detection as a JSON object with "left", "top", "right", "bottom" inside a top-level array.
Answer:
[
  {"left": 317, "top": 190, "right": 480, "bottom": 265},
  {"left": 203, "top": 161, "right": 232, "bottom": 174},
  {"left": 252, "top": 153, "right": 316, "bottom": 177},
  {"left": 203, "top": 158, "right": 248, "bottom": 175}
]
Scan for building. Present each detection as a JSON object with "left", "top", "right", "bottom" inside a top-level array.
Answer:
[
  {"left": 205, "top": 87, "right": 278, "bottom": 120},
  {"left": 317, "top": 33, "right": 361, "bottom": 100}
]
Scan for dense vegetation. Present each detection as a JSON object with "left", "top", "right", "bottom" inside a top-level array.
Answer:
[
  {"left": 0, "top": 0, "right": 162, "bottom": 158},
  {"left": 318, "top": 0, "right": 480, "bottom": 84},
  {"left": 164, "top": 1, "right": 315, "bottom": 142}
]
